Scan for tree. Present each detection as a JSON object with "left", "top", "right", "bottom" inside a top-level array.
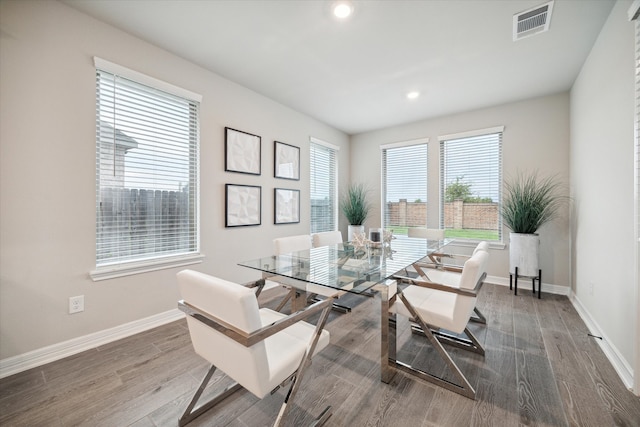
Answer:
[
  {"left": 445, "top": 177, "right": 472, "bottom": 202},
  {"left": 445, "top": 177, "right": 493, "bottom": 203}
]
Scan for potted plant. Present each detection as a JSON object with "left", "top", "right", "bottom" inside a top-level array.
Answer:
[
  {"left": 341, "top": 183, "right": 371, "bottom": 241},
  {"left": 501, "top": 171, "right": 565, "bottom": 277}
]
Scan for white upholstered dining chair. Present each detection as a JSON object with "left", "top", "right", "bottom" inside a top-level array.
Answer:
[
  {"left": 410, "top": 240, "right": 490, "bottom": 324},
  {"left": 177, "top": 269, "right": 332, "bottom": 426},
  {"left": 391, "top": 249, "right": 489, "bottom": 399}
]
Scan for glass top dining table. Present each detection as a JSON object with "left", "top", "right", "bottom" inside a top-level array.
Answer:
[
  {"left": 238, "top": 235, "right": 452, "bottom": 384},
  {"left": 238, "top": 236, "right": 451, "bottom": 296}
]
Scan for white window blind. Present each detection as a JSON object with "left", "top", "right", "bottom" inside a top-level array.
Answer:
[
  {"left": 439, "top": 128, "right": 502, "bottom": 241},
  {"left": 382, "top": 140, "right": 428, "bottom": 235},
  {"left": 95, "top": 65, "right": 200, "bottom": 270},
  {"left": 310, "top": 139, "right": 337, "bottom": 233}
]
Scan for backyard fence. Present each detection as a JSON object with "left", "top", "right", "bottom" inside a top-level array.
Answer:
[
  {"left": 97, "top": 187, "right": 195, "bottom": 263},
  {"left": 386, "top": 199, "right": 499, "bottom": 231}
]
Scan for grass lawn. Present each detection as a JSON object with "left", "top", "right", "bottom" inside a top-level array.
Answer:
[{"left": 388, "top": 226, "right": 499, "bottom": 241}]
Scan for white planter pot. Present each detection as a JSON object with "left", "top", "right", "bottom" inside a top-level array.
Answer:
[
  {"left": 348, "top": 225, "right": 365, "bottom": 241},
  {"left": 509, "top": 232, "right": 539, "bottom": 277}
]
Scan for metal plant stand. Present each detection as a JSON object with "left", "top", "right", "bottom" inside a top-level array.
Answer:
[{"left": 509, "top": 266, "right": 542, "bottom": 299}]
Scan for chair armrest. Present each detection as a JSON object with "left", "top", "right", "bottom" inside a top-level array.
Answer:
[
  {"left": 413, "top": 260, "right": 464, "bottom": 272},
  {"left": 178, "top": 296, "right": 333, "bottom": 347},
  {"left": 392, "top": 272, "right": 486, "bottom": 298},
  {"left": 242, "top": 278, "right": 266, "bottom": 289}
]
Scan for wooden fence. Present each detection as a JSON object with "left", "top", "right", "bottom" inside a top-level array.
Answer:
[
  {"left": 387, "top": 199, "right": 499, "bottom": 231},
  {"left": 97, "top": 187, "right": 195, "bottom": 263}
]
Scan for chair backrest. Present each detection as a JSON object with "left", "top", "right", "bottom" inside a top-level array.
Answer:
[
  {"left": 473, "top": 241, "right": 489, "bottom": 255},
  {"left": 459, "top": 250, "right": 489, "bottom": 290},
  {"left": 312, "top": 230, "right": 343, "bottom": 247},
  {"left": 273, "top": 234, "right": 312, "bottom": 255},
  {"left": 408, "top": 227, "right": 445, "bottom": 240},
  {"left": 177, "top": 270, "right": 269, "bottom": 396}
]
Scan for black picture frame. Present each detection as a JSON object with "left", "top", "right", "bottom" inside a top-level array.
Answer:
[
  {"left": 274, "top": 188, "right": 300, "bottom": 224},
  {"left": 225, "top": 127, "right": 261, "bottom": 175},
  {"left": 274, "top": 141, "right": 300, "bottom": 180},
  {"left": 225, "top": 184, "right": 262, "bottom": 227}
]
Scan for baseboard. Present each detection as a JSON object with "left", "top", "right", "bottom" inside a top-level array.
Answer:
[
  {"left": 0, "top": 309, "right": 184, "bottom": 379},
  {"left": 569, "top": 293, "right": 634, "bottom": 390},
  {"left": 486, "top": 275, "right": 571, "bottom": 295}
]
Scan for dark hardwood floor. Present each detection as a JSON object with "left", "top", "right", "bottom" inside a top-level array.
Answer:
[{"left": 1, "top": 283, "right": 639, "bottom": 426}]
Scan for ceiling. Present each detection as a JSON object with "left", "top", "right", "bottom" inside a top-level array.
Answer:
[{"left": 63, "top": 0, "right": 614, "bottom": 135}]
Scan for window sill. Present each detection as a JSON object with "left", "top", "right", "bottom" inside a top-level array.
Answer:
[
  {"left": 447, "top": 240, "right": 506, "bottom": 250},
  {"left": 90, "top": 253, "right": 204, "bottom": 282}
]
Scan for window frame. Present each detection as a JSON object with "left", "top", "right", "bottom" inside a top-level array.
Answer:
[{"left": 90, "top": 58, "right": 203, "bottom": 281}]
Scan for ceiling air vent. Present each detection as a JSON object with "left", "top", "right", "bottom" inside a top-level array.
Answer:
[{"left": 513, "top": 1, "right": 554, "bottom": 41}]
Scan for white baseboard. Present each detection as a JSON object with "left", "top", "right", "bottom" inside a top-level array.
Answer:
[
  {"left": 569, "top": 293, "right": 634, "bottom": 390},
  {"left": 486, "top": 275, "right": 571, "bottom": 295},
  {"left": 0, "top": 309, "right": 184, "bottom": 379}
]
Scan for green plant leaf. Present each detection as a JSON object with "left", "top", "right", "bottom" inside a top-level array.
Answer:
[{"left": 501, "top": 171, "right": 565, "bottom": 234}]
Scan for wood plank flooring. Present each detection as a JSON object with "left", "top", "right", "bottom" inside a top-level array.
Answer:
[{"left": 1, "top": 284, "right": 639, "bottom": 426}]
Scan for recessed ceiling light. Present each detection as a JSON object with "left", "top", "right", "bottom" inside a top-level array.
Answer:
[
  {"left": 407, "top": 91, "right": 420, "bottom": 100},
  {"left": 333, "top": 1, "right": 354, "bottom": 19}
]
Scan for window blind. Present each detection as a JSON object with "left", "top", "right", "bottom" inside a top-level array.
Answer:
[
  {"left": 382, "top": 141, "right": 428, "bottom": 234},
  {"left": 310, "top": 140, "right": 337, "bottom": 233},
  {"left": 95, "top": 68, "right": 200, "bottom": 267},
  {"left": 439, "top": 130, "right": 502, "bottom": 241}
]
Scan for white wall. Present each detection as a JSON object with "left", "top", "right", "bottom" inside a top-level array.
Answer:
[
  {"left": 570, "top": 0, "right": 636, "bottom": 380},
  {"left": 0, "top": 0, "right": 349, "bottom": 360},
  {"left": 350, "top": 93, "right": 571, "bottom": 287}
]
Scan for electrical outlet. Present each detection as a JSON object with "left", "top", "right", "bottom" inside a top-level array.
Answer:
[
  {"left": 69, "top": 295, "right": 84, "bottom": 314},
  {"left": 588, "top": 282, "right": 595, "bottom": 296}
]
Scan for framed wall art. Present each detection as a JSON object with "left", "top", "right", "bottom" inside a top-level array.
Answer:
[
  {"left": 274, "top": 141, "right": 300, "bottom": 180},
  {"left": 225, "top": 127, "right": 261, "bottom": 175},
  {"left": 225, "top": 184, "right": 261, "bottom": 227},
  {"left": 274, "top": 188, "right": 300, "bottom": 224}
]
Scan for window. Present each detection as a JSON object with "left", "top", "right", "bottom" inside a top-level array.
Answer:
[
  {"left": 310, "top": 138, "right": 338, "bottom": 233},
  {"left": 381, "top": 139, "right": 428, "bottom": 235},
  {"left": 439, "top": 127, "right": 503, "bottom": 241},
  {"left": 93, "top": 58, "right": 201, "bottom": 279}
]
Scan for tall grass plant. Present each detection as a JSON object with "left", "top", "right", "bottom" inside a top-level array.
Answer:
[{"left": 501, "top": 172, "right": 565, "bottom": 234}]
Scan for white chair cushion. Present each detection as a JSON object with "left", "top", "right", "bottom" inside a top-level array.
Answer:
[
  {"left": 473, "top": 241, "right": 489, "bottom": 254},
  {"left": 312, "top": 231, "right": 343, "bottom": 247},
  {"left": 459, "top": 250, "right": 488, "bottom": 290},
  {"left": 274, "top": 235, "right": 312, "bottom": 255},
  {"left": 390, "top": 250, "right": 488, "bottom": 334},
  {"left": 390, "top": 285, "right": 476, "bottom": 334},
  {"left": 178, "top": 270, "right": 261, "bottom": 332},
  {"left": 257, "top": 308, "right": 330, "bottom": 397}
]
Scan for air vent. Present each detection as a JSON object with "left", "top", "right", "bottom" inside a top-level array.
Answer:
[{"left": 513, "top": 1, "right": 554, "bottom": 41}]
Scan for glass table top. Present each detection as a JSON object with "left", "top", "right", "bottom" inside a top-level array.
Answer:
[{"left": 238, "top": 236, "right": 451, "bottom": 295}]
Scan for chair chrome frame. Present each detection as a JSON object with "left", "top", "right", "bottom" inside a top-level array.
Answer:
[
  {"left": 389, "top": 272, "right": 487, "bottom": 399},
  {"left": 178, "top": 295, "right": 334, "bottom": 427}
]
